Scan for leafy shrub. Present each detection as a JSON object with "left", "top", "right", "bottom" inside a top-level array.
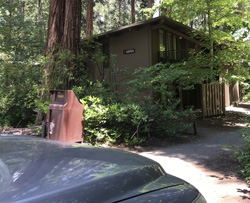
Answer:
[
  {"left": 80, "top": 94, "right": 193, "bottom": 144},
  {"left": 0, "top": 1, "right": 47, "bottom": 127},
  {"left": 242, "top": 78, "right": 250, "bottom": 102},
  {"left": 0, "top": 61, "right": 42, "bottom": 127},
  {"left": 127, "top": 62, "right": 195, "bottom": 137},
  {"left": 73, "top": 82, "right": 148, "bottom": 144},
  {"left": 74, "top": 62, "right": 196, "bottom": 145},
  {"left": 80, "top": 95, "right": 148, "bottom": 144},
  {"left": 236, "top": 116, "right": 250, "bottom": 183}
]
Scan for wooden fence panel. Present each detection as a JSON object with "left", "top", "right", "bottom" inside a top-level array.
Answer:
[{"left": 202, "top": 84, "right": 225, "bottom": 118}]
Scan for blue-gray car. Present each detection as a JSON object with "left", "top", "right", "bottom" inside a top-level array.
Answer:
[{"left": 0, "top": 134, "right": 206, "bottom": 202}]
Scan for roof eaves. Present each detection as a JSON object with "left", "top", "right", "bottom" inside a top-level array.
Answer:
[
  {"left": 96, "top": 16, "right": 165, "bottom": 38},
  {"left": 94, "top": 16, "right": 194, "bottom": 39}
]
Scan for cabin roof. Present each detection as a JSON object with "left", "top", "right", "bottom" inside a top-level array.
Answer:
[{"left": 97, "top": 16, "right": 193, "bottom": 38}]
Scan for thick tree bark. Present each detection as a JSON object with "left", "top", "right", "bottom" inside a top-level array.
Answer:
[
  {"left": 131, "top": 0, "right": 135, "bottom": 23},
  {"left": 45, "top": 0, "right": 81, "bottom": 82},
  {"left": 62, "top": 0, "right": 81, "bottom": 55},
  {"left": 46, "top": 0, "right": 66, "bottom": 55},
  {"left": 86, "top": 0, "right": 94, "bottom": 37}
]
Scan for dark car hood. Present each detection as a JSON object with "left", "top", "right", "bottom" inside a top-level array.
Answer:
[{"left": 0, "top": 135, "right": 198, "bottom": 202}]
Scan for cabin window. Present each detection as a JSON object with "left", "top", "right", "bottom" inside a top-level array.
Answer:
[
  {"left": 159, "top": 29, "right": 166, "bottom": 60},
  {"left": 158, "top": 29, "right": 183, "bottom": 63},
  {"left": 173, "top": 35, "right": 177, "bottom": 60},
  {"left": 169, "top": 33, "right": 173, "bottom": 59},
  {"left": 159, "top": 29, "right": 166, "bottom": 52}
]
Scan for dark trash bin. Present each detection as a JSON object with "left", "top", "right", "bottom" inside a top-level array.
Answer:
[{"left": 47, "top": 90, "right": 84, "bottom": 142}]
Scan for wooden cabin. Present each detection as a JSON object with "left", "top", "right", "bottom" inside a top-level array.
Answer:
[{"left": 89, "top": 16, "right": 240, "bottom": 115}]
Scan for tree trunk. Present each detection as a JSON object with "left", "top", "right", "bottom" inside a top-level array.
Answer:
[
  {"left": 20, "top": 1, "right": 25, "bottom": 13},
  {"left": 86, "top": 0, "right": 94, "bottom": 37},
  {"left": 160, "top": 1, "right": 171, "bottom": 18},
  {"left": 62, "top": 0, "right": 81, "bottom": 55},
  {"left": 131, "top": 0, "right": 135, "bottom": 23},
  {"left": 38, "top": 0, "right": 42, "bottom": 22},
  {"left": 166, "top": 6, "right": 172, "bottom": 18},
  {"left": 38, "top": 0, "right": 81, "bottom": 122},
  {"left": 147, "top": 0, "right": 152, "bottom": 8},
  {"left": 206, "top": 0, "right": 213, "bottom": 71},
  {"left": 46, "top": 0, "right": 66, "bottom": 55},
  {"left": 202, "top": 14, "right": 206, "bottom": 32},
  {"left": 237, "top": 2, "right": 243, "bottom": 16},
  {"left": 118, "top": 0, "right": 121, "bottom": 26},
  {"left": 4, "top": 0, "right": 12, "bottom": 42},
  {"left": 38, "top": 0, "right": 43, "bottom": 43},
  {"left": 45, "top": 0, "right": 81, "bottom": 86},
  {"left": 20, "top": 1, "right": 25, "bottom": 49}
]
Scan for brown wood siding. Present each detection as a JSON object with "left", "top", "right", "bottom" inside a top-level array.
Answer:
[{"left": 151, "top": 29, "right": 159, "bottom": 65}]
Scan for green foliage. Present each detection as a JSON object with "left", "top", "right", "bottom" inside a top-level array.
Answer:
[
  {"left": 85, "top": 0, "right": 154, "bottom": 35},
  {"left": 145, "top": 0, "right": 250, "bottom": 85},
  {"left": 127, "top": 62, "right": 195, "bottom": 136},
  {"left": 0, "top": 0, "right": 49, "bottom": 58},
  {"left": 32, "top": 37, "right": 110, "bottom": 119},
  {"left": 236, "top": 116, "right": 250, "bottom": 183},
  {"left": 80, "top": 36, "right": 112, "bottom": 80},
  {"left": 0, "top": 61, "right": 42, "bottom": 127},
  {"left": 81, "top": 95, "right": 147, "bottom": 144},
  {"left": 0, "top": 0, "right": 49, "bottom": 127},
  {"left": 44, "top": 49, "right": 77, "bottom": 90},
  {"left": 242, "top": 79, "right": 250, "bottom": 102},
  {"left": 74, "top": 82, "right": 148, "bottom": 144},
  {"left": 75, "top": 62, "right": 195, "bottom": 145}
]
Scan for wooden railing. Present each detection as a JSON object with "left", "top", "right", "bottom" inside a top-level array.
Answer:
[{"left": 202, "top": 84, "right": 225, "bottom": 118}]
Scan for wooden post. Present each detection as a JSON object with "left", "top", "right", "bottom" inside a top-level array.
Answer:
[
  {"left": 220, "top": 84, "right": 223, "bottom": 114},
  {"left": 222, "top": 84, "right": 226, "bottom": 115},
  {"left": 193, "top": 121, "right": 197, "bottom": 135},
  {"left": 41, "top": 122, "right": 47, "bottom": 138}
]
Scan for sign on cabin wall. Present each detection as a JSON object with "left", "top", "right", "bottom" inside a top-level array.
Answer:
[{"left": 123, "top": 49, "right": 135, "bottom": 54}]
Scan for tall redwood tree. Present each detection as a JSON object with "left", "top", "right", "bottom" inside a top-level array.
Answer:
[
  {"left": 147, "top": 0, "right": 152, "bottom": 8},
  {"left": 131, "top": 0, "right": 135, "bottom": 23},
  {"left": 45, "top": 0, "right": 81, "bottom": 87},
  {"left": 86, "top": 0, "right": 94, "bottom": 37}
]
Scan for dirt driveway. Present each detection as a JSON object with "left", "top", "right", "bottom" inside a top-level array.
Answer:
[{"left": 137, "top": 104, "right": 250, "bottom": 203}]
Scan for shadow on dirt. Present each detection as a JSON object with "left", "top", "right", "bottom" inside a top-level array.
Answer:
[
  {"left": 199, "top": 151, "right": 242, "bottom": 179},
  {"left": 238, "top": 188, "right": 250, "bottom": 201}
]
